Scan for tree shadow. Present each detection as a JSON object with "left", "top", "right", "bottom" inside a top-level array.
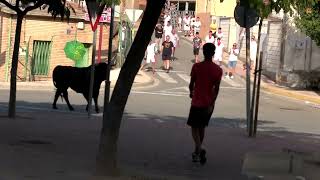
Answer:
[{"left": 1, "top": 101, "right": 320, "bottom": 179}]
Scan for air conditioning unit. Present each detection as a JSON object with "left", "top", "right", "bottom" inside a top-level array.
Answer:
[{"left": 77, "top": 22, "right": 85, "bottom": 30}]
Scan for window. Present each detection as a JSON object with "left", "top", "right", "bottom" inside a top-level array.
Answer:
[{"left": 31, "top": 41, "right": 52, "bottom": 76}]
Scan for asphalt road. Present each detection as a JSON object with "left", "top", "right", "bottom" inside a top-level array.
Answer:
[
  {"left": 0, "top": 36, "right": 320, "bottom": 179},
  {"left": 0, "top": 37, "right": 319, "bottom": 135}
]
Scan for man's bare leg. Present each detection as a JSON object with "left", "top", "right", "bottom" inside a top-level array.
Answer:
[{"left": 192, "top": 127, "right": 202, "bottom": 153}]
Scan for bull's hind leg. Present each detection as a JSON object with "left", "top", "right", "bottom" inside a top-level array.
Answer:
[
  {"left": 53, "top": 88, "right": 62, "bottom": 109},
  {"left": 62, "top": 90, "right": 74, "bottom": 111},
  {"left": 93, "top": 96, "right": 100, "bottom": 113},
  {"left": 82, "top": 92, "right": 89, "bottom": 112}
]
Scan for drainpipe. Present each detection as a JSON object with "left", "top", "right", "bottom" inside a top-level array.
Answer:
[{"left": 5, "top": 15, "right": 13, "bottom": 82}]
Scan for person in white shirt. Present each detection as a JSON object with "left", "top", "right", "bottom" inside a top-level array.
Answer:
[
  {"left": 183, "top": 14, "right": 191, "bottom": 36},
  {"left": 141, "top": 40, "right": 157, "bottom": 74},
  {"left": 178, "top": 16, "right": 182, "bottom": 32},
  {"left": 164, "top": 21, "right": 173, "bottom": 38},
  {"left": 205, "top": 31, "right": 215, "bottom": 44},
  {"left": 193, "top": 17, "right": 201, "bottom": 35},
  {"left": 226, "top": 43, "right": 239, "bottom": 79},
  {"left": 216, "top": 28, "right": 223, "bottom": 39},
  {"left": 250, "top": 35, "right": 258, "bottom": 69},
  {"left": 164, "top": 13, "right": 171, "bottom": 26},
  {"left": 170, "top": 29, "right": 179, "bottom": 60},
  {"left": 213, "top": 38, "right": 224, "bottom": 66}
]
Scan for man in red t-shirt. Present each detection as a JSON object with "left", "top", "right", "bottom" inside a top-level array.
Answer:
[{"left": 188, "top": 43, "right": 223, "bottom": 164}]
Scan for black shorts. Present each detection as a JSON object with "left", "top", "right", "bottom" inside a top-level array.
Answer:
[
  {"left": 162, "top": 54, "right": 171, "bottom": 60},
  {"left": 193, "top": 48, "right": 200, "bottom": 55},
  {"left": 155, "top": 34, "right": 163, "bottom": 39},
  {"left": 187, "top": 106, "right": 214, "bottom": 128}
]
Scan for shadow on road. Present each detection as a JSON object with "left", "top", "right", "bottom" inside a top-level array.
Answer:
[{"left": 1, "top": 101, "right": 320, "bottom": 179}]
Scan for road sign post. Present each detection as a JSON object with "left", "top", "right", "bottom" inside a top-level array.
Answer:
[
  {"left": 102, "top": 1, "right": 115, "bottom": 129},
  {"left": 85, "top": 0, "right": 106, "bottom": 118},
  {"left": 234, "top": 3, "right": 259, "bottom": 137}
]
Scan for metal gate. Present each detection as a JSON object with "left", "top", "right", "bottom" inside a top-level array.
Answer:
[{"left": 31, "top": 40, "right": 52, "bottom": 76}]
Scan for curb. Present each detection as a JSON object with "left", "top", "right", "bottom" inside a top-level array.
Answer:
[
  {"left": 0, "top": 70, "right": 154, "bottom": 91},
  {"left": 181, "top": 36, "right": 320, "bottom": 105}
]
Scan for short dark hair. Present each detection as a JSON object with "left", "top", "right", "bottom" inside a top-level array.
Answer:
[
  {"left": 203, "top": 43, "right": 215, "bottom": 60},
  {"left": 195, "top": 32, "right": 199, "bottom": 35},
  {"left": 218, "top": 27, "right": 222, "bottom": 30},
  {"left": 217, "top": 37, "right": 221, "bottom": 40}
]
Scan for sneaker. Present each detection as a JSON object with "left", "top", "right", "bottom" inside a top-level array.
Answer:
[
  {"left": 225, "top": 75, "right": 229, "bottom": 79},
  {"left": 199, "top": 149, "right": 207, "bottom": 165},
  {"left": 230, "top": 75, "right": 234, "bottom": 79},
  {"left": 192, "top": 152, "right": 200, "bottom": 162}
]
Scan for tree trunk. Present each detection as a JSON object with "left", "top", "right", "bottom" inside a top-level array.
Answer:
[
  {"left": 8, "top": 14, "right": 24, "bottom": 118},
  {"left": 96, "top": 0, "right": 166, "bottom": 176}
]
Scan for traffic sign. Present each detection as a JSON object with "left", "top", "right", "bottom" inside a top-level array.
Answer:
[
  {"left": 84, "top": 8, "right": 112, "bottom": 23},
  {"left": 125, "top": 9, "right": 144, "bottom": 24},
  {"left": 85, "top": 0, "right": 106, "bottom": 31},
  {"left": 234, "top": 5, "right": 259, "bottom": 28}
]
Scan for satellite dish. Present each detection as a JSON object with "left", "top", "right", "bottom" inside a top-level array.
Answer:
[{"left": 234, "top": 5, "right": 259, "bottom": 28}]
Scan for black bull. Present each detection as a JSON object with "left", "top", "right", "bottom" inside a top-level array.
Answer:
[{"left": 52, "top": 63, "right": 107, "bottom": 113}]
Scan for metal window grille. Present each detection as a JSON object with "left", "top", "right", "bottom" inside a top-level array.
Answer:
[{"left": 31, "top": 40, "right": 52, "bottom": 76}]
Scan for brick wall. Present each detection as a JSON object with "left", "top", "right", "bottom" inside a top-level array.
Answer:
[{"left": 0, "top": 13, "right": 112, "bottom": 82}]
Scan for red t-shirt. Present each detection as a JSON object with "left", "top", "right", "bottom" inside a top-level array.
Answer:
[{"left": 190, "top": 60, "right": 223, "bottom": 107}]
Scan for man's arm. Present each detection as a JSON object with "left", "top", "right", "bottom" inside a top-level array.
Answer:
[
  {"left": 189, "top": 65, "right": 196, "bottom": 98},
  {"left": 211, "top": 70, "right": 223, "bottom": 105},
  {"left": 189, "top": 75, "right": 195, "bottom": 98},
  {"left": 212, "top": 79, "right": 221, "bottom": 103}
]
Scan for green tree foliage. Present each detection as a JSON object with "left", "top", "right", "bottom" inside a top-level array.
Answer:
[
  {"left": 234, "top": 0, "right": 320, "bottom": 45},
  {"left": 295, "top": 1, "right": 320, "bottom": 46}
]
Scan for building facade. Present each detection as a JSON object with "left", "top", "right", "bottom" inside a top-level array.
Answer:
[{"left": 0, "top": 3, "right": 115, "bottom": 82}]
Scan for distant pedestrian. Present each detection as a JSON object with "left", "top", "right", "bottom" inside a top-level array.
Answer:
[
  {"left": 193, "top": 17, "right": 201, "bottom": 35},
  {"left": 183, "top": 14, "right": 191, "bottom": 36},
  {"left": 170, "top": 29, "right": 179, "bottom": 60},
  {"left": 141, "top": 40, "right": 157, "bottom": 74},
  {"left": 161, "top": 35, "right": 174, "bottom": 73},
  {"left": 164, "top": 21, "right": 173, "bottom": 38},
  {"left": 216, "top": 27, "right": 223, "bottom": 39},
  {"left": 250, "top": 35, "right": 258, "bottom": 69},
  {"left": 213, "top": 38, "right": 224, "bottom": 66},
  {"left": 193, "top": 32, "right": 202, "bottom": 63},
  {"left": 226, "top": 43, "right": 239, "bottom": 79},
  {"left": 178, "top": 16, "right": 182, "bottom": 32},
  {"left": 164, "top": 13, "right": 171, "bottom": 26},
  {"left": 154, "top": 21, "right": 164, "bottom": 50},
  {"left": 205, "top": 31, "right": 215, "bottom": 44},
  {"left": 188, "top": 43, "right": 223, "bottom": 165}
]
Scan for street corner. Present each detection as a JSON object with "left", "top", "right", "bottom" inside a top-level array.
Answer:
[{"left": 261, "top": 84, "right": 320, "bottom": 106}]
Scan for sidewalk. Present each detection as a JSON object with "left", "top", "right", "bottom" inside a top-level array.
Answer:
[
  {"left": 0, "top": 69, "right": 154, "bottom": 91},
  {"left": 1, "top": 111, "right": 320, "bottom": 179},
  {"left": 181, "top": 36, "right": 320, "bottom": 105}
]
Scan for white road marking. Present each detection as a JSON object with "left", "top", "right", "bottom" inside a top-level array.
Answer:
[
  {"left": 155, "top": 119, "right": 165, "bottom": 123},
  {"left": 177, "top": 73, "right": 191, "bottom": 83},
  {"left": 223, "top": 78, "right": 242, "bottom": 87},
  {"left": 131, "top": 91, "right": 187, "bottom": 97},
  {"left": 156, "top": 72, "right": 178, "bottom": 83},
  {"left": 155, "top": 69, "right": 186, "bottom": 73}
]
